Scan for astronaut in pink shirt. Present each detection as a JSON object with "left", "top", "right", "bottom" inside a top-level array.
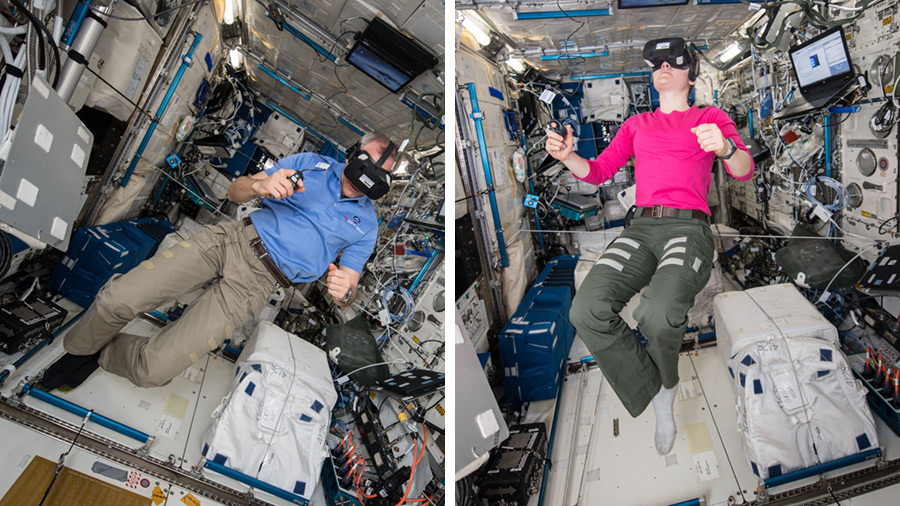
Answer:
[{"left": 547, "top": 38, "right": 754, "bottom": 455}]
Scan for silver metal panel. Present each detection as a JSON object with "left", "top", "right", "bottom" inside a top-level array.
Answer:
[
  {"left": 455, "top": 310, "right": 509, "bottom": 479},
  {"left": 0, "top": 76, "right": 93, "bottom": 251}
]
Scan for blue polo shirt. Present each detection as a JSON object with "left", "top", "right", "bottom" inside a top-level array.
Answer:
[{"left": 248, "top": 153, "right": 378, "bottom": 283}]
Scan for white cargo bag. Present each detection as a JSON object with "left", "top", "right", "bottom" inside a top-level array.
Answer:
[
  {"left": 729, "top": 336, "right": 878, "bottom": 480},
  {"left": 202, "top": 321, "right": 337, "bottom": 500},
  {"left": 714, "top": 283, "right": 839, "bottom": 365}
]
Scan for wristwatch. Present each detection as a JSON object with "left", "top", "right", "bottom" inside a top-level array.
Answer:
[
  {"left": 339, "top": 286, "right": 354, "bottom": 304},
  {"left": 718, "top": 138, "right": 738, "bottom": 160}
]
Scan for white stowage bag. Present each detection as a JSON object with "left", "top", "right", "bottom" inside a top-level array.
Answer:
[
  {"left": 713, "top": 283, "right": 839, "bottom": 366},
  {"left": 202, "top": 321, "right": 338, "bottom": 500},
  {"left": 729, "top": 336, "right": 878, "bottom": 480}
]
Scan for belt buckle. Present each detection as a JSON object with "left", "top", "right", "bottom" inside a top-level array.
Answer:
[
  {"left": 650, "top": 205, "right": 664, "bottom": 218},
  {"left": 249, "top": 238, "right": 268, "bottom": 258}
]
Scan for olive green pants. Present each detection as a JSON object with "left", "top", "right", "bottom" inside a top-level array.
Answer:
[
  {"left": 570, "top": 213, "right": 714, "bottom": 417},
  {"left": 63, "top": 219, "right": 279, "bottom": 387}
]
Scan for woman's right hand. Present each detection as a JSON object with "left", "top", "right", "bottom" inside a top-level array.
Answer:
[{"left": 546, "top": 125, "right": 574, "bottom": 162}]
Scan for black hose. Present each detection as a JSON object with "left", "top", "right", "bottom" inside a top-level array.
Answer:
[{"left": 0, "top": 230, "right": 13, "bottom": 279}]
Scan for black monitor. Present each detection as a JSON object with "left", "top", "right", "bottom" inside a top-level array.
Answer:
[{"left": 346, "top": 18, "right": 438, "bottom": 93}]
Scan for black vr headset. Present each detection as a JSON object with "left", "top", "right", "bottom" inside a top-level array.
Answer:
[
  {"left": 643, "top": 37, "right": 698, "bottom": 81},
  {"left": 344, "top": 140, "right": 395, "bottom": 200}
]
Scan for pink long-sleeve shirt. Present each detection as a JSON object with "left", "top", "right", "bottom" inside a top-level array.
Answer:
[{"left": 576, "top": 105, "right": 754, "bottom": 215}]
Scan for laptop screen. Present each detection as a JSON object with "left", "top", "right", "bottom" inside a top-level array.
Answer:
[{"left": 789, "top": 26, "right": 852, "bottom": 90}]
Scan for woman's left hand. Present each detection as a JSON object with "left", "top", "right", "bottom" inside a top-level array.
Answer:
[{"left": 691, "top": 123, "right": 729, "bottom": 157}]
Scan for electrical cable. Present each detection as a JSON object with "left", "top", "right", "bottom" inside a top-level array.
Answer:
[
  {"left": 38, "top": 410, "right": 93, "bottom": 506},
  {"left": 80, "top": 65, "right": 154, "bottom": 119},
  {"left": 554, "top": 0, "right": 587, "bottom": 79},
  {"left": 88, "top": 0, "right": 208, "bottom": 21},
  {"left": 333, "top": 360, "right": 410, "bottom": 383},
  {"left": 12, "top": 0, "right": 60, "bottom": 88}
]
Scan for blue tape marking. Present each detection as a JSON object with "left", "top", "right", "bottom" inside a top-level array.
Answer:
[
  {"left": 299, "top": 414, "right": 313, "bottom": 422},
  {"left": 202, "top": 443, "right": 209, "bottom": 456},
  {"left": 820, "top": 349, "right": 833, "bottom": 361},
  {"left": 489, "top": 86, "right": 504, "bottom": 101},
  {"left": 751, "top": 462, "right": 759, "bottom": 477},
  {"left": 740, "top": 372, "right": 746, "bottom": 388},
  {"left": 753, "top": 379, "right": 762, "bottom": 394},
  {"left": 252, "top": 364, "right": 262, "bottom": 372},
  {"left": 741, "top": 355, "right": 756, "bottom": 366},
  {"left": 213, "top": 453, "right": 228, "bottom": 465},
  {"left": 769, "top": 465, "right": 783, "bottom": 478},
  {"left": 728, "top": 366, "right": 734, "bottom": 378},
  {"left": 245, "top": 381, "right": 256, "bottom": 396},
  {"left": 311, "top": 400, "right": 324, "bottom": 413},
  {"left": 293, "top": 481, "right": 306, "bottom": 496},
  {"left": 818, "top": 370, "right": 830, "bottom": 378},
  {"left": 205, "top": 53, "right": 213, "bottom": 72},
  {"left": 857, "top": 434, "right": 871, "bottom": 450}
]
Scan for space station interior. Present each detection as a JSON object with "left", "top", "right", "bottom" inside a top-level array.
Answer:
[
  {"left": 0, "top": 1, "right": 446, "bottom": 505},
  {"left": 455, "top": 1, "right": 900, "bottom": 505}
]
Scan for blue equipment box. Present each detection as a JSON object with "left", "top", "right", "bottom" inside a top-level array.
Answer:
[
  {"left": 501, "top": 255, "right": 578, "bottom": 403},
  {"left": 49, "top": 218, "right": 176, "bottom": 307}
]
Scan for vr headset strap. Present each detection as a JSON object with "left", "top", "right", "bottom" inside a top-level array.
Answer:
[{"left": 375, "top": 141, "right": 395, "bottom": 166}]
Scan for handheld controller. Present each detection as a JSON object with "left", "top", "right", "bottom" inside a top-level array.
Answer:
[
  {"left": 288, "top": 170, "right": 303, "bottom": 190},
  {"left": 547, "top": 120, "right": 566, "bottom": 137}
]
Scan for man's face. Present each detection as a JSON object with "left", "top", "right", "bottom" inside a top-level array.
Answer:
[{"left": 341, "top": 142, "right": 395, "bottom": 198}]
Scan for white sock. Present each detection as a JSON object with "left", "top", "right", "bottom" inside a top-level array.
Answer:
[{"left": 652, "top": 384, "right": 678, "bottom": 456}]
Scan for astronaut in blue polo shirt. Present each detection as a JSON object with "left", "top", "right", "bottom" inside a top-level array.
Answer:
[
  {"left": 39, "top": 133, "right": 396, "bottom": 391},
  {"left": 229, "top": 132, "right": 396, "bottom": 304}
]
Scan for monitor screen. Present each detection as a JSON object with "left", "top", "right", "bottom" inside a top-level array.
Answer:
[
  {"left": 789, "top": 27, "right": 852, "bottom": 89},
  {"left": 618, "top": 0, "right": 689, "bottom": 8},
  {"left": 346, "top": 45, "right": 412, "bottom": 92}
]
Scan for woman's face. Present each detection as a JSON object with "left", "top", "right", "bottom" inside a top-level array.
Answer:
[{"left": 652, "top": 61, "right": 692, "bottom": 95}]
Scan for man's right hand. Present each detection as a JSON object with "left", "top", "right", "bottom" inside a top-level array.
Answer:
[
  {"left": 546, "top": 125, "right": 574, "bottom": 162},
  {"left": 252, "top": 169, "right": 306, "bottom": 199}
]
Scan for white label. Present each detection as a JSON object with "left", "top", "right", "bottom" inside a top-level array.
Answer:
[
  {"left": 181, "top": 367, "right": 202, "bottom": 383},
  {"left": 539, "top": 89, "right": 556, "bottom": 104},
  {"left": 71, "top": 144, "right": 86, "bottom": 167},
  {"left": 773, "top": 370, "right": 804, "bottom": 411},
  {"left": 476, "top": 410, "right": 500, "bottom": 438},
  {"left": 258, "top": 391, "right": 283, "bottom": 432},
  {"left": 16, "top": 178, "right": 39, "bottom": 207},
  {"left": 315, "top": 162, "right": 329, "bottom": 169},
  {"left": 678, "top": 379, "right": 701, "bottom": 400},
  {"left": 692, "top": 450, "right": 721, "bottom": 481},
  {"left": 656, "top": 42, "right": 671, "bottom": 50},
  {"left": 77, "top": 126, "right": 90, "bottom": 143},
  {"left": 156, "top": 413, "right": 182, "bottom": 440},
  {"left": 51, "top": 217, "right": 68, "bottom": 240},
  {"left": 34, "top": 124, "right": 53, "bottom": 153},
  {"left": 359, "top": 174, "right": 374, "bottom": 188},
  {"left": 0, "top": 190, "right": 16, "bottom": 210}
]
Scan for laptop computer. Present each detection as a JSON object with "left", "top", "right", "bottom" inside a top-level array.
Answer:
[{"left": 774, "top": 26, "right": 856, "bottom": 120}]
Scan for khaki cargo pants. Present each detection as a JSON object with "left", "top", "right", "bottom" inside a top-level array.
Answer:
[
  {"left": 63, "top": 219, "right": 280, "bottom": 387},
  {"left": 570, "top": 212, "right": 714, "bottom": 417}
]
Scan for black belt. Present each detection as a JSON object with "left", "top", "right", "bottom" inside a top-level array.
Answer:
[
  {"left": 243, "top": 217, "right": 292, "bottom": 287},
  {"left": 639, "top": 205, "right": 709, "bottom": 223}
]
